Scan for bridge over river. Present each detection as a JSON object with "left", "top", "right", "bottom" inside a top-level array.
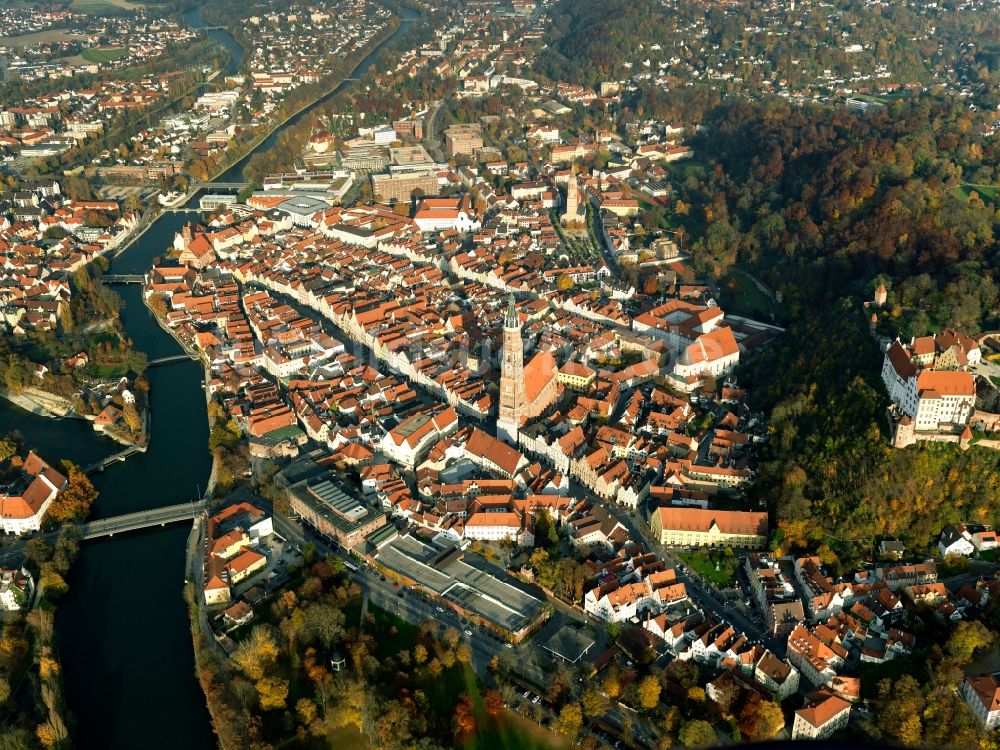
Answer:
[{"left": 0, "top": 501, "right": 207, "bottom": 563}]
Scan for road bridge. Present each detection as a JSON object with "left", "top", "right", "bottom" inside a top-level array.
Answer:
[
  {"left": 0, "top": 501, "right": 209, "bottom": 563},
  {"left": 102, "top": 274, "right": 147, "bottom": 284},
  {"left": 80, "top": 501, "right": 208, "bottom": 540}
]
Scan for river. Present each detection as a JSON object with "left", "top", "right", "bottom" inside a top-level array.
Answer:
[
  {"left": 215, "top": 3, "right": 419, "bottom": 183},
  {"left": 0, "top": 4, "right": 417, "bottom": 748}
]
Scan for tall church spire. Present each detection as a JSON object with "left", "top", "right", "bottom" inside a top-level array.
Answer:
[
  {"left": 498, "top": 293, "right": 526, "bottom": 445},
  {"left": 504, "top": 294, "right": 519, "bottom": 330}
]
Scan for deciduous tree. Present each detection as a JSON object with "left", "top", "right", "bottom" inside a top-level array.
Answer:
[
  {"left": 638, "top": 675, "right": 662, "bottom": 709},
  {"left": 558, "top": 703, "right": 583, "bottom": 741},
  {"left": 678, "top": 719, "right": 716, "bottom": 747}
]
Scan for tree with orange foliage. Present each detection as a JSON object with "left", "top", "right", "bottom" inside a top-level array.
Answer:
[
  {"left": 454, "top": 692, "right": 476, "bottom": 737},
  {"left": 484, "top": 689, "right": 504, "bottom": 717}
]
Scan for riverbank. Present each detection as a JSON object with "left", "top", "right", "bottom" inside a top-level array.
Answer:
[
  {"left": 198, "top": 15, "right": 401, "bottom": 189},
  {"left": 0, "top": 386, "right": 74, "bottom": 419}
]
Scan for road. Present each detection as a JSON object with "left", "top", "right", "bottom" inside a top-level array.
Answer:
[{"left": 423, "top": 100, "right": 445, "bottom": 162}]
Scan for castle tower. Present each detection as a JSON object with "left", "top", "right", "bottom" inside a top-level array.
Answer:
[
  {"left": 960, "top": 424, "right": 973, "bottom": 451},
  {"left": 497, "top": 294, "right": 526, "bottom": 444},
  {"left": 892, "top": 415, "right": 915, "bottom": 449},
  {"left": 874, "top": 284, "right": 887, "bottom": 307}
]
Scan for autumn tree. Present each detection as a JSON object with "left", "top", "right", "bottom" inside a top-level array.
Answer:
[
  {"left": 454, "top": 693, "right": 477, "bottom": 737},
  {"left": 582, "top": 688, "right": 609, "bottom": 718},
  {"left": 231, "top": 625, "right": 279, "bottom": 681},
  {"left": 558, "top": 703, "right": 583, "bottom": 741},
  {"left": 678, "top": 719, "right": 716, "bottom": 748},
  {"left": 945, "top": 620, "right": 995, "bottom": 665},
  {"left": 413, "top": 643, "right": 428, "bottom": 665},
  {"left": 256, "top": 676, "right": 289, "bottom": 711},
  {"left": 296, "top": 697, "right": 317, "bottom": 726},
  {"left": 122, "top": 400, "right": 142, "bottom": 434},
  {"left": 0, "top": 435, "right": 17, "bottom": 463},
  {"left": 875, "top": 675, "right": 925, "bottom": 745},
  {"left": 638, "top": 675, "right": 662, "bottom": 710},
  {"left": 603, "top": 666, "right": 623, "bottom": 698},
  {"left": 300, "top": 604, "right": 345, "bottom": 649},
  {"left": 50, "top": 461, "right": 98, "bottom": 522},
  {"left": 484, "top": 689, "right": 504, "bottom": 717}
]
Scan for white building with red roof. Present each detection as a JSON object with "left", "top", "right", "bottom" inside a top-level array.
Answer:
[
  {"left": 380, "top": 405, "right": 459, "bottom": 467},
  {"left": 882, "top": 333, "right": 977, "bottom": 432},
  {"left": 413, "top": 196, "right": 481, "bottom": 233},
  {"left": 962, "top": 673, "right": 1000, "bottom": 729},
  {"left": 0, "top": 452, "right": 66, "bottom": 535},
  {"left": 791, "top": 693, "right": 852, "bottom": 739}
]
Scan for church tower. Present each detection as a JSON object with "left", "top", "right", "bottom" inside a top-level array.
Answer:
[
  {"left": 561, "top": 171, "right": 581, "bottom": 227},
  {"left": 497, "top": 294, "right": 526, "bottom": 445}
]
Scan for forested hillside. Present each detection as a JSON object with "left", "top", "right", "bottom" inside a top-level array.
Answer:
[
  {"left": 537, "top": 0, "right": 670, "bottom": 90},
  {"left": 658, "top": 96, "right": 1000, "bottom": 563}
]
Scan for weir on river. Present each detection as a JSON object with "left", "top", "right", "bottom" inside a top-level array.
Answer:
[{"left": 0, "top": 4, "right": 419, "bottom": 748}]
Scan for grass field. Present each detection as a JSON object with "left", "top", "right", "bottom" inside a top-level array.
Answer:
[
  {"left": 959, "top": 183, "right": 1000, "bottom": 203},
  {"left": 719, "top": 268, "right": 774, "bottom": 320},
  {"left": 82, "top": 46, "right": 125, "bottom": 63},
  {"left": 678, "top": 549, "right": 740, "bottom": 586},
  {"left": 323, "top": 726, "right": 371, "bottom": 750}
]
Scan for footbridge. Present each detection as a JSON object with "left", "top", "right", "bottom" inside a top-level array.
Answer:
[
  {"left": 84, "top": 446, "right": 144, "bottom": 475},
  {"left": 147, "top": 352, "right": 200, "bottom": 367},
  {"left": 190, "top": 182, "right": 250, "bottom": 190},
  {"left": 102, "top": 274, "right": 147, "bottom": 284}
]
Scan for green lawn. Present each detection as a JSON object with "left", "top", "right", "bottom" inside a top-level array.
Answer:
[
  {"left": 454, "top": 663, "right": 567, "bottom": 750},
  {"left": 82, "top": 47, "right": 125, "bottom": 63},
  {"left": 322, "top": 726, "right": 370, "bottom": 750},
  {"left": 467, "top": 710, "right": 570, "bottom": 750},
  {"left": 678, "top": 549, "right": 740, "bottom": 586},
  {"left": 87, "top": 364, "right": 130, "bottom": 378},
  {"left": 958, "top": 184, "right": 1000, "bottom": 203},
  {"left": 665, "top": 158, "right": 708, "bottom": 180},
  {"left": 719, "top": 268, "right": 774, "bottom": 320}
]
